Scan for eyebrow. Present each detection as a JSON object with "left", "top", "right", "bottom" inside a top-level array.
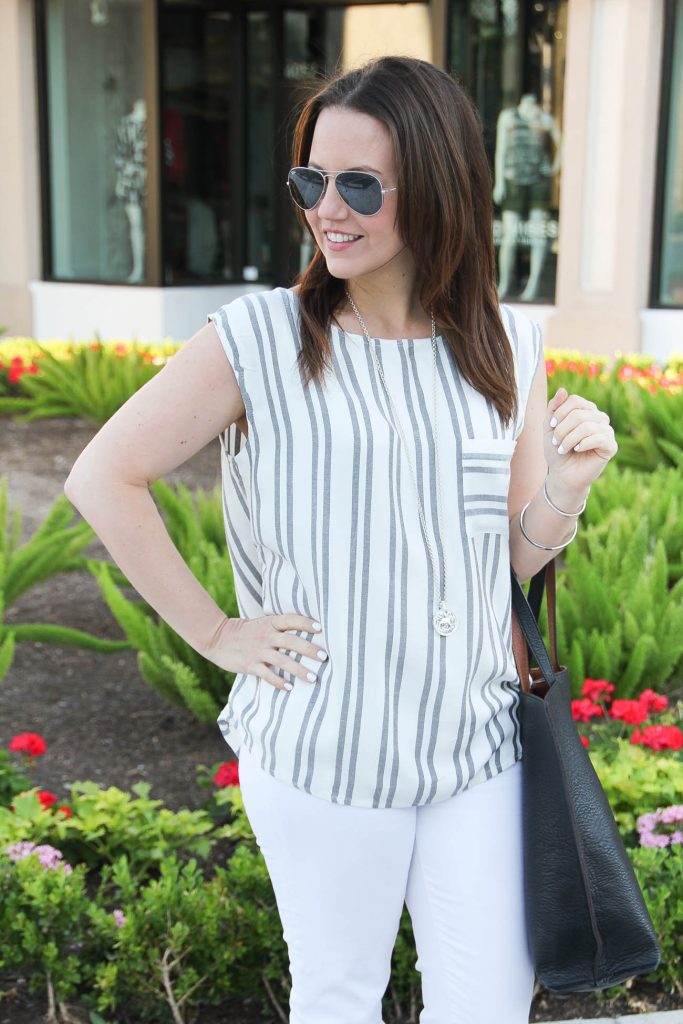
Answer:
[{"left": 308, "top": 161, "right": 383, "bottom": 175}]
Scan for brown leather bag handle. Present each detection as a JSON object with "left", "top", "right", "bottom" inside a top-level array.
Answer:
[{"left": 511, "top": 559, "right": 561, "bottom": 695}]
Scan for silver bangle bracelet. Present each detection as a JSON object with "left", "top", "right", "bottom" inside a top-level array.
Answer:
[
  {"left": 519, "top": 501, "right": 579, "bottom": 551},
  {"left": 543, "top": 477, "right": 590, "bottom": 517}
]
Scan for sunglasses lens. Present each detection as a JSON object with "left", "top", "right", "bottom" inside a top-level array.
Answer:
[
  {"left": 337, "top": 172, "right": 383, "bottom": 215},
  {"left": 288, "top": 168, "right": 325, "bottom": 210}
]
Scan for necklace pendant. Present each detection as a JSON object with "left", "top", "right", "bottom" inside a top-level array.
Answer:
[{"left": 433, "top": 601, "right": 457, "bottom": 636}]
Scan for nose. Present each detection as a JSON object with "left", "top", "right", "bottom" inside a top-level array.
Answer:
[{"left": 315, "top": 174, "right": 347, "bottom": 220}]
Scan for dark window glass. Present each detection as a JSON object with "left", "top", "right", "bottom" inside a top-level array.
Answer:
[
  {"left": 159, "top": 5, "right": 237, "bottom": 284},
  {"left": 449, "top": 0, "right": 567, "bottom": 305},
  {"left": 656, "top": 0, "right": 683, "bottom": 306},
  {"left": 245, "top": 11, "right": 275, "bottom": 281}
]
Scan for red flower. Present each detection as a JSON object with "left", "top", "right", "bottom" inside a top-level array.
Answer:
[
  {"left": 213, "top": 761, "right": 240, "bottom": 787},
  {"left": 37, "top": 790, "right": 57, "bottom": 808},
  {"left": 581, "top": 678, "right": 615, "bottom": 703},
  {"left": 580, "top": 735, "right": 590, "bottom": 748},
  {"left": 9, "top": 732, "right": 47, "bottom": 757},
  {"left": 56, "top": 805, "right": 72, "bottom": 818},
  {"left": 631, "top": 725, "right": 683, "bottom": 751},
  {"left": 608, "top": 699, "right": 649, "bottom": 725},
  {"left": 638, "top": 689, "right": 669, "bottom": 713},
  {"left": 571, "top": 698, "right": 604, "bottom": 722}
]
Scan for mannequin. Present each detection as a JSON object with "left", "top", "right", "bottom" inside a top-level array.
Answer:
[
  {"left": 114, "top": 98, "right": 147, "bottom": 283},
  {"left": 493, "top": 93, "right": 562, "bottom": 301}
]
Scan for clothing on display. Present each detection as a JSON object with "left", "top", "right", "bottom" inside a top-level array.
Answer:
[
  {"left": 501, "top": 104, "right": 554, "bottom": 188},
  {"left": 114, "top": 111, "right": 147, "bottom": 206},
  {"left": 208, "top": 287, "right": 543, "bottom": 808}
]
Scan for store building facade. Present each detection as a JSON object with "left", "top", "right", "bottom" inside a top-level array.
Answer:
[{"left": 0, "top": 0, "right": 679, "bottom": 362}]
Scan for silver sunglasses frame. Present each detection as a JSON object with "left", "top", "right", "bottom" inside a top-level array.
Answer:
[{"left": 286, "top": 166, "right": 398, "bottom": 217}]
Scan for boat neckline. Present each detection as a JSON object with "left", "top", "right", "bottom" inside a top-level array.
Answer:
[{"left": 285, "top": 286, "right": 442, "bottom": 344}]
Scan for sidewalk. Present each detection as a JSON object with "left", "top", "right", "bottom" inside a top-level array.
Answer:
[{"left": 536, "top": 1011, "right": 683, "bottom": 1024}]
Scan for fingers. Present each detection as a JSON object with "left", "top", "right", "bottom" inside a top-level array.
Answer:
[{"left": 253, "top": 614, "right": 327, "bottom": 692}]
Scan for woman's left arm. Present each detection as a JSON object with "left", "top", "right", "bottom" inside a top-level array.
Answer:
[{"left": 508, "top": 347, "right": 618, "bottom": 584}]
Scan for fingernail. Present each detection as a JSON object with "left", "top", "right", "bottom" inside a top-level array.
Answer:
[
  {"left": 549, "top": 416, "right": 557, "bottom": 428},
  {"left": 552, "top": 435, "right": 558, "bottom": 446},
  {"left": 307, "top": 671, "right": 317, "bottom": 682},
  {"left": 284, "top": 682, "right": 293, "bottom": 691},
  {"left": 558, "top": 444, "right": 565, "bottom": 455},
  {"left": 317, "top": 650, "right": 328, "bottom": 660},
  {"left": 312, "top": 621, "right": 322, "bottom": 631}
]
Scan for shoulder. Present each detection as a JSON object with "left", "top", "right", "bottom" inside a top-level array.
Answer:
[
  {"left": 209, "top": 286, "right": 296, "bottom": 335},
  {"left": 498, "top": 304, "right": 543, "bottom": 380}
]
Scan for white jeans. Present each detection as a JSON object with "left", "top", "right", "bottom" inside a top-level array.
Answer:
[{"left": 238, "top": 745, "right": 536, "bottom": 1024}]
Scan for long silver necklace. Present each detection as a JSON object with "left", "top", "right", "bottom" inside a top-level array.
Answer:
[{"left": 345, "top": 290, "right": 458, "bottom": 637}]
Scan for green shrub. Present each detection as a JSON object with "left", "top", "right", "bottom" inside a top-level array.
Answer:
[
  {"left": 0, "top": 781, "right": 231, "bottom": 880},
  {"left": 548, "top": 516, "right": 683, "bottom": 698},
  {"left": 0, "top": 747, "right": 33, "bottom": 807},
  {"left": 0, "top": 338, "right": 178, "bottom": 424},
  {"left": 587, "top": 738, "right": 683, "bottom": 842},
  {"left": 89, "top": 479, "right": 239, "bottom": 723},
  {"left": 88, "top": 854, "right": 239, "bottom": 1023},
  {"left": 0, "top": 476, "right": 131, "bottom": 683},
  {"left": 0, "top": 842, "right": 92, "bottom": 1018},
  {"left": 629, "top": 845, "right": 683, "bottom": 997},
  {"left": 580, "top": 460, "right": 683, "bottom": 585}
]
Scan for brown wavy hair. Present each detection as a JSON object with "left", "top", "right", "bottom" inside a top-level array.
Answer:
[{"left": 290, "top": 55, "right": 518, "bottom": 431}]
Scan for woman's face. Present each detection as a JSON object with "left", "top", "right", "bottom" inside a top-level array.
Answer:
[{"left": 304, "top": 106, "right": 410, "bottom": 283}]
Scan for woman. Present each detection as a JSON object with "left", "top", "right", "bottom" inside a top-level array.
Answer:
[{"left": 65, "top": 56, "right": 617, "bottom": 1024}]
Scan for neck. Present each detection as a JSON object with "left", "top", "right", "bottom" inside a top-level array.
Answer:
[{"left": 344, "top": 278, "right": 429, "bottom": 337}]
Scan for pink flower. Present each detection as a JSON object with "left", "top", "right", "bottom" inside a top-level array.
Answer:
[
  {"left": 5, "top": 840, "right": 73, "bottom": 873},
  {"left": 113, "top": 909, "right": 127, "bottom": 928},
  {"left": 636, "top": 806, "right": 683, "bottom": 848}
]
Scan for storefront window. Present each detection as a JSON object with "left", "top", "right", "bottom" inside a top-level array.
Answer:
[
  {"left": 656, "top": 0, "right": 683, "bottom": 306},
  {"left": 159, "top": 5, "right": 236, "bottom": 284},
  {"left": 43, "top": 0, "right": 146, "bottom": 283},
  {"left": 449, "top": 0, "right": 567, "bottom": 305},
  {"left": 246, "top": 11, "right": 275, "bottom": 281}
]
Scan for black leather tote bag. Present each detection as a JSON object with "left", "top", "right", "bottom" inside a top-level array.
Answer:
[{"left": 509, "top": 559, "right": 661, "bottom": 993}]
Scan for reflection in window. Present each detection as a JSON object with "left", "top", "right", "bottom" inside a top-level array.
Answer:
[
  {"left": 44, "top": 0, "right": 146, "bottom": 283},
  {"left": 658, "top": 0, "right": 683, "bottom": 306},
  {"left": 246, "top": 12, "right": 275, "bottom": 280},
  {"left": 159, "top": 6, "right": 233, "bottom": 285},
  {"left": 450, "top": 0, "right": 567, "bottom": 304}
]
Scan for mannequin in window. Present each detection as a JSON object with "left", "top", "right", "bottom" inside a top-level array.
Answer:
[
  {"left": 115, "top": 98, "right": 147, "bottom": 283},
  {"left": 493, "top": 93, "right": 562, "bottom": 302}
]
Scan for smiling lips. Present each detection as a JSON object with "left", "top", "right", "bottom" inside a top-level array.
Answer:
[{"left": 325, "top": 231, "right": 363, "bottom": 250}]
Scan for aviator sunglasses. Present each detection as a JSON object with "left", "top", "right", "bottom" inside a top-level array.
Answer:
[{"left": 286, "top": 166, "right": 398, "bottom": 217}]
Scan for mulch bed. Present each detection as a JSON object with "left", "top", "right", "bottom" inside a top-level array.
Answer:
[{"left": 0, "top": 415, "right": 680, "bottom": 1023}]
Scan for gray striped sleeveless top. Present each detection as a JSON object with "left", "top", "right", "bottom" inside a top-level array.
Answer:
[{"left": 208, "top": 287, "right": 543, "bottom": 807}]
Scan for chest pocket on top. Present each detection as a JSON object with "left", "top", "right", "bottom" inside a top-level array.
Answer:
[{"left": 461, "top": 437, "right": 516, "bottom": 537}]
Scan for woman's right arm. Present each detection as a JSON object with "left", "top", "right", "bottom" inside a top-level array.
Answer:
[{"left": 63, "top": 321, "right": 325, "bottom": 687}]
